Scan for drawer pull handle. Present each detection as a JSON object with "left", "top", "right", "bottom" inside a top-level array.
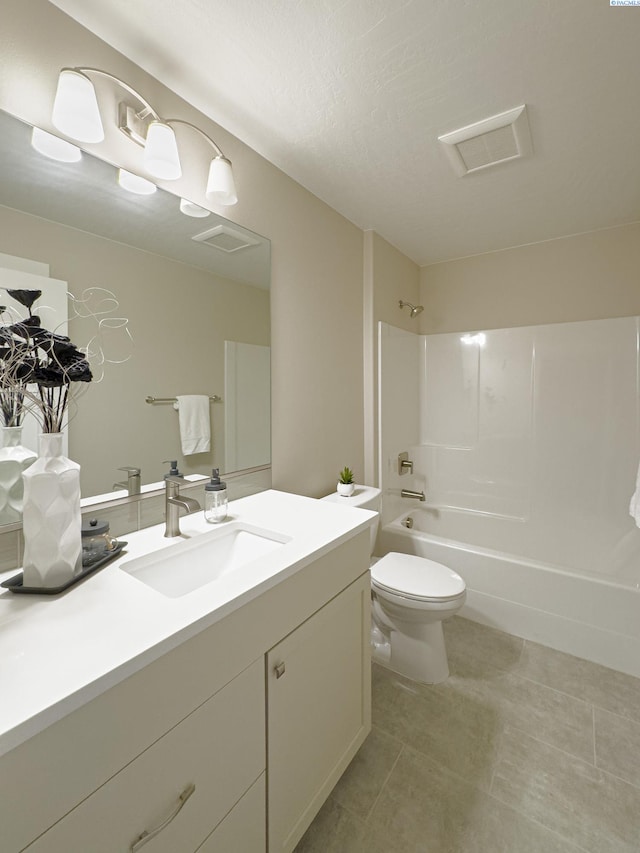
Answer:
[
  {"left": 130, "top": 782, "right": 196, "bottom": 852},
  {"left": 274, "top": 661, "right": 286, "bottom": 679}
]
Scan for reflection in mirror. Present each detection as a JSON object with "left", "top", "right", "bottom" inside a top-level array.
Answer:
[{"left": 0, "top": 109, "right": 271, "bottom": 525}]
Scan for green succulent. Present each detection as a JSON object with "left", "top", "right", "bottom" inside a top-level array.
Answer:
[{"left": 338, "top": 466, "right": 354, "bottom": 485}]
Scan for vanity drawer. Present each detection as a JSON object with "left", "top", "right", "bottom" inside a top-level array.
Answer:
[
  {"left": 195, "top": 773, "right": 265, "bottom": 852},
  {"left": 25, "top": 658, "right": 265, "bottom": 853}
]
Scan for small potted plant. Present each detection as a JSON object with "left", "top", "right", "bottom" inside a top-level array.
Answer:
[{"left": 337, "top": 466, "right": 355, "bottom": 497}]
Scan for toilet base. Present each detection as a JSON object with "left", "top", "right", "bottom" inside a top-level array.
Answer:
[{"left": 370, "top": 619, "right": 450, "bottom": 685}]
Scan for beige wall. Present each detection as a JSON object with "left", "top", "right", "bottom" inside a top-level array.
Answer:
[
  {"left": 0, "top": 205, "right": 270, "bottom": 495},
  {"left": 420, "top": 222, "right": 640, "bottom": 334},
  {"left": 364, "top": 232, "right": 420, "bottom": 485},
  {"left": 0, "top": 0, "right": 364, "bottom": 498}
]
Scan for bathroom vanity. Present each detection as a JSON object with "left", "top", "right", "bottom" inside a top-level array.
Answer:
[{"left": 0, "top": 490, "right": 374, "bottom": 853}]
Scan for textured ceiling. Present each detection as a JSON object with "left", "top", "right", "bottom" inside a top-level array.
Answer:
[{"left": 49, "top": 0, "right": 640, "bottom": 265}]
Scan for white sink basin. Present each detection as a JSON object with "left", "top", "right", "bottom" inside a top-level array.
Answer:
[{"left": 120, "top": 522, "right": 289, "bottom": 598}]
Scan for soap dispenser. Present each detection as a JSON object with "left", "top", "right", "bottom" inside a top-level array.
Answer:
[
  {"left": 204, "top": 469, "right": 228, "bottom": 523},
  {"left": 163, "top": 460, "right": 182, "bottom": 479}
]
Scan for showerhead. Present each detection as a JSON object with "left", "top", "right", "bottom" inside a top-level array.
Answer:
[{"left": 399, "top": 300, "right": 424, "bottom": 318}]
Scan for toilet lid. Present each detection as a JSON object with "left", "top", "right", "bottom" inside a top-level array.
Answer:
[{"left": 371, "top": 552, "right": 465, "bottom": 601}]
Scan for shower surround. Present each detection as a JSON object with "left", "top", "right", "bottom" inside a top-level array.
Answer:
[{"left": 377, "top": 317, "right": 640, "bottom": 676}]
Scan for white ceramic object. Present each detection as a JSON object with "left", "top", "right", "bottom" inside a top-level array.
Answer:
[
  {"left": 0, "top": 426, "right": 36, "bottom": 524},
  {"left": 22, "top": 433, "right": 82, "bottom": 589},
  {"left": 337, "top": 482, "right": 355, "bottom": 497},
  {"left": 321, "top": 485, "right": 467, "bottom": 683},
  {"left": 121, "top": 522, "right": 287, "bottom": 598},
  {"left": 371, "top": 552, "right": 466, "bottom": 683}
]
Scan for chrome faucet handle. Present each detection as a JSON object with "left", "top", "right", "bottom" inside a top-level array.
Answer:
[
  {"left": 398, "top": 452, "right": 414, "bottom": 475},
  {"left": 116, "top": 466, "right": 141, "bottom": 496},
  {"left": 164, "top": 476, "right": 201, "bottom": 537}
]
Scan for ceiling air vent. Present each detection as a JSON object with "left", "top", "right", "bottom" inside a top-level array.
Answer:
[
  {"left": 438, "top": 105, "right": 532, "bottom": 177},
  {"left": 192, "top": 223, "right": 260, "bottom": 253}
]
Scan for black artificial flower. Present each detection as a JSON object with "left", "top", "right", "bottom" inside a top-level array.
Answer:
[
  {"left": 32, "top": 365, "right": 66, "bottom": 387},
  {"left": 6, "top": 290, "right": 42, "bottom": 312}
]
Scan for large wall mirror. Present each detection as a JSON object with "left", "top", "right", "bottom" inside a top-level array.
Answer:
[{"left": 0, "top": 108, "right": 271, "bottom": 526}]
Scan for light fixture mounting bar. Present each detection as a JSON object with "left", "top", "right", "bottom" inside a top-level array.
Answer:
[
  {"left": 118, "top": 103, "right": 149, "bottom": 146},
  {"left": 68, "top": 67, "right": 162, "bottom": 121},
  {"left": 164, "top": 118, "right": 227, "bottom": 160}
]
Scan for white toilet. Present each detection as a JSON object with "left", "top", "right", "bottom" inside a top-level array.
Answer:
[{"left": 322, "top": 485, "right": 466, "bottom": 684}]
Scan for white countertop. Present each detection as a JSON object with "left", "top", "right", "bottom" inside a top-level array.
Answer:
[{"left": 0, "top": 489, "right": 375, "bottom": 758}]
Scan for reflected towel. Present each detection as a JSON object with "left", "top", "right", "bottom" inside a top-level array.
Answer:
[
  {"left": 174, "top": 395, "right": 211, "bottom": 455},
  {"left": 630, "top": 460, "right": 640, "bottom": 528}
]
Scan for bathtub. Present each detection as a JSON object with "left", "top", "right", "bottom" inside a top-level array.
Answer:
[{"left": 378, "top": 509, "right": 640, "bottom": 678}]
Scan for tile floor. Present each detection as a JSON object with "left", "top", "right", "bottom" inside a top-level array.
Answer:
[{"left": 295, "top": 616, "right": 640, "bottom": 853}]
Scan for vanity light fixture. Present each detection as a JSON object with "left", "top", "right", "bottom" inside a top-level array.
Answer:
[
  {"left": 179, "top": 198, "right": 211, "bottom": 218},
  {"left": 117, "top": 168, "right": 156, "bottom": 196},
  {"left": 144, "top": 120, "right": 182, "bottom": 180},
  {"left": 31, "top": 127, "right": 82, "bottom": 163},
  {"left": 50, "top": 67, "right": 238, "bottom": 205},
  {"left": 52, "top": 68, "right": 104, "bottom": 143}
]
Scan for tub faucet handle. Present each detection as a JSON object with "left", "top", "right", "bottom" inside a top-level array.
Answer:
[{"left": 398, "top": 452, "right": 413, "bottom": 475}]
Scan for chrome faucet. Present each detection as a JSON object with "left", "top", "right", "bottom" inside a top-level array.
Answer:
[
  {"left": 164, "top": 476, "right": 202, "bottom": 537},
  {"left": 113, "top": 466, "right": 141, "bottom": 496},
  {"left": 401, "top": 488, "right": 425, "bottom": 501}
]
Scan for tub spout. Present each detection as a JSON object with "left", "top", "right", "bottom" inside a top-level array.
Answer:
[{"left": 401, "top": 489, "right": 425, "bottom": 501}]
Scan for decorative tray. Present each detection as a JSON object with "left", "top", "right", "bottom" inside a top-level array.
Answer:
[{"left": 0, "top": 541, "right": 127, "bottom": 595}]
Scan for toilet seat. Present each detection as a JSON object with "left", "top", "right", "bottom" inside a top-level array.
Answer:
[{"left": 371, "top": 552, "right": 465, "bottom": 603}]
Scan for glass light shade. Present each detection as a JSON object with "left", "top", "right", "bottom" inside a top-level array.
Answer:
[
  {"left": 51, "top": 69, "right": 104, "bottom": 143},
  {"left": 143, "top": 121, "right": 182, "bottom": 180},
  {"left": 179, "top": 198, "right": 210, "bottom": 218},
  {"left": 206, "top": 157, "right": 238, "bottom": 206},
  {"left": 118, "top": 169, "right": 156, "bottom": 196},
  {"left": 31, "top": 127, "right": 82, "bottom": 163}
]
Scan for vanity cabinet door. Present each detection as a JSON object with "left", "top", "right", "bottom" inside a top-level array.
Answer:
[
  {"left": 267, "top": 571, "right": 371, "bottom": 853},
  {"left": 25, "top": 658, "right": 265, "bottom": 853}
]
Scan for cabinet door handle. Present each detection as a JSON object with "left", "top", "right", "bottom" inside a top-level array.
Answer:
[
  {"left": 274, "top": 661, "right": 286, "bottom": 679},
  {"left": 130, "top": 782, "right": 196, "bottom": 852}
]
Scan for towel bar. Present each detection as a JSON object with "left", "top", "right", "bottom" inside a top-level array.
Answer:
[{"left": 145, "top": 395, "right": 222, "bottom": 405}]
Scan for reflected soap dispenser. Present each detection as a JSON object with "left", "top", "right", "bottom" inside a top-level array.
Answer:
[
  {"left": 163, "top": 460, "right": 182, "bottom": 479},
  {"left": 204, "top": 469, "right": 228, "bottom": 523}
]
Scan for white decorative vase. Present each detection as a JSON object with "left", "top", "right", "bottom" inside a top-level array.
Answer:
[
  {"left": 337, "top": 482, "right": 355, "bottom": 497},
  {"left": 0, "top": 426, "right": 37, "bottom": 524},
  {"left": 22, "top": 433, "right": 82, "bottom": 589}
]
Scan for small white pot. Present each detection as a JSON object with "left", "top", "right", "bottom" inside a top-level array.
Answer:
[{"left": 337, "top": 482, "right": 355, "bottom": 497}]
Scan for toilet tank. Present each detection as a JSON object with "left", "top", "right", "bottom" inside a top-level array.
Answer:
[{"left": 321, "top": 485, "right": 381, "bottom": 555}]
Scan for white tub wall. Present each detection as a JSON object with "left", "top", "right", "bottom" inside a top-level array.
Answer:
[
  {"left": 418, "top": 327, "right": 535, "bottom": 524},
  {"left": 388, "top": 316, "right": 640, "bottom": 582},
  {"left": 377, "top": 322, "right": 421, "bottom": 528}
]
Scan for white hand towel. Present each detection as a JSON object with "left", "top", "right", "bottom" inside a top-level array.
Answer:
[
  {"left": 175, "top": 395, "right": 211, "bottom": 455},
  {"left": 630, "top": 460, "right": 640, "bottom": 528}
]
